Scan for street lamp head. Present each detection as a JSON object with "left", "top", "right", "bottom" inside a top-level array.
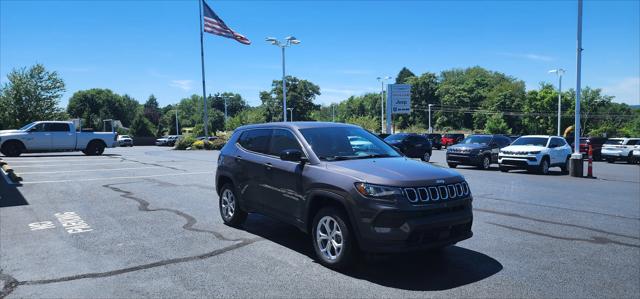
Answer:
[
  {"left": 290, "top": 39, "right": 301, "bottom": 45},
  {"left": 266, "top": 37, "right": 279, "bottom": 45},
  {"left": 428, "top": 104, "right": 434, "bottom": 107},
  {"left": 549, "top": 68, "right": 566, "bottom": 75},
  {"left": 285, "top": 36, "right": 297, "bottom": 41}
]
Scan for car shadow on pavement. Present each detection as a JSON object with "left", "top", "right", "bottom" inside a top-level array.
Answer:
[
  {"left": 6, "top": 153, "right": 121, "bottom": 158},
  {"left": 0, "top": 177, "right": 27, "bottom": 207},
  {"left": 241, "top": 214, "right": 502, "bottom": 291}
]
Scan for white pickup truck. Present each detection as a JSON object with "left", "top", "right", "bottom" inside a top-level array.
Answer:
[{"left": 0, "top": 121, "right": 117, "bottom": 157}]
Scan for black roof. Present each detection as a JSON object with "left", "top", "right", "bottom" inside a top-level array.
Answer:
[{"left": 237, "top": 121, "right": 360, "bottom": 131}]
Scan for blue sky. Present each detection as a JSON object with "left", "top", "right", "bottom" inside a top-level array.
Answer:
[{"left": 1, "top": 0, "right": 639, "bottom": 107}]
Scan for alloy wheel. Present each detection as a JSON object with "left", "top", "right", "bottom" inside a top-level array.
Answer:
[
  {"left": 221, "top": 189, "right": 236, "bottom": 220},
  {"left": 316, "top": 216, "right": 343, "bottom": 261}
]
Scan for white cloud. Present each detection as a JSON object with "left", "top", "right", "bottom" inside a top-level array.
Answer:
[
  {"left": 169, "top": 80, "right": 193, "bottom": 91},
  {"left": 498, "top": 52, "right": 554, "bottom": 62},
  {"left": 602, "top": 77, "right": 640, "bottom": 105}
]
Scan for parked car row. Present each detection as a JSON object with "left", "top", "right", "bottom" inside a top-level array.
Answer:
[{"left": 156, "top": 135, "right": 180, "bottom": 146}]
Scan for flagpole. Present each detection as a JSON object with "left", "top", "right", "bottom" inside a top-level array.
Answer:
[{"left": 198, "top": 0, "right": 209, "bottom": 137}]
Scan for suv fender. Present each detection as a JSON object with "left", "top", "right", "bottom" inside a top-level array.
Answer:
[{"left": 304, "top": 189, "right": 362, "bottom": 244}]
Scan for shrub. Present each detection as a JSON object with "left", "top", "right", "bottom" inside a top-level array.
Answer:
[
  {"left": 210, "top": 138, "right": 227, "bottom": 150},
  {"left": 174, "top": 135, "right": 196, "bottom": 150}
]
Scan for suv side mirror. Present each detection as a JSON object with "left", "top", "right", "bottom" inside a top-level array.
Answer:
[{"left": 280, "top": 149, "right": 307, "bottom": 163}]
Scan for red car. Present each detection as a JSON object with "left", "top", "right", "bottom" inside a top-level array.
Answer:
[
  {"left": 577, "top": 137, "right": 608, "bottom": 160},
  {"left": 442, "top": 133, "right": 465, "bottom": 148}
]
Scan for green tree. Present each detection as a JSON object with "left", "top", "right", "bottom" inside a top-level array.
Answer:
[
  {"left": 0, "top": 64, "right": 66, "bottom": 129},
  {"left": 143, "top": 94, "right": 161, "bottom": 126},
  {"left": 484, "top": 113, "right": 512, "bottom": 134},
  {"left": 129, "top": 112, "right": 157, "bottom": 137},
  {"left": 260, "top": 76, "right": 320, "bottom": 122},
  {"left": 210, "top": 92, "right": 248, "bottom": 118},
  {"left": 395, "top": 67, "right": 416, "bottom": 84},
  {"left": 67, "top": 89, "right": 139, "bottom": 129}
]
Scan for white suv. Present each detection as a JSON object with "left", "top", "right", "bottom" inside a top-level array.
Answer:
[
  {"left": 498, "top": 135, "right": 572, "bottom": 175},
  {"left": 601, "top": 138, "right": 640, "bottom": 164}
]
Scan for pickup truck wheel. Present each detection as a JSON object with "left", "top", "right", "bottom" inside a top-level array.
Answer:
[
  {"left": 219, "top": 184, "right": 247, "bottom": 226},
  {"left": 84, "top": 141, "right": 105, "bottom": 156},
  {"left": 312, "top": 206, "right": 356, "bottom": 270},
  {"left": 1, "top": 141, "right": 23, "bottom": 157}
]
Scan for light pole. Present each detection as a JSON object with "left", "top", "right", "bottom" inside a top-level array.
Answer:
[
  {"left": 376, "top": 76, "right": 391, "bottom": 133},
  {"left": 223, "top": 95, "right": 228, "bottom": 125},
  {"left": 175, "top": 108, "right": 179, "bottom": 135},
  {"left": 287, "top": 108, "right": 294, "bottom": 122},
  {"left": 332, "top": 104, "right": 335, "bottom": 122},
  {"left": 549, "top": 68, "right": 566, "bottom": 136},
  {"left": 266, "top": 36, "right": 301, "bottom": 122},
  {"left": 428, "top": 104, "right": 434, "bottom": 133}
]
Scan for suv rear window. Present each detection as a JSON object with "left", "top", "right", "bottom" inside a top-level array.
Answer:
[{"left": 238, "top": 129, "right": 271, "bottom": 154}]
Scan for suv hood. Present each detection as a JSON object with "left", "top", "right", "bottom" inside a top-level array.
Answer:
[
  {"left": 449, "top": 143, "right": 488, "bottom": 150},
  {"left": 326, "top": 157, "right": 464, "bottom": 186},
  {"left": 501, "top": 145, "right": 546, "bottom": 152},
  {"left": 0, "top": 129, "right": 23, "bottom": 135}
]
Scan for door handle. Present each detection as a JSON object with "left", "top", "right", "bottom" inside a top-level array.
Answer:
[{"left": 264, "top": 162, "right": 272, "bottom": 170}]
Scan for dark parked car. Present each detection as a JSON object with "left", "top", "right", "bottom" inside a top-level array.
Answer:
[
  {"left": 215, "top": 122, "right": 473, "bottom": 269},
  {"left": 384, "top": 133, "right": 433, "bottom": 162},
  {"left": 197, "top": 136, "right": 219, "bottom": 142},
  {"left": 446, "top": 134, "right": 512, "bottom": 170},
  {"left": 423, "top": 133, "right": 442, "bottom": 150},
  {"left": 578, "top": 137, "right": 607, "bottom": 160},
  {"left": 441, "top": 133, "right": 465, "bottom": 148}
]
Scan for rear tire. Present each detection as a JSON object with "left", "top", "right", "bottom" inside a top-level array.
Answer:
[
  {"left": 607, "top": 158, "right": 615, "bottom": 164},
  {"left": 560, "top": 156, "right": 570, "bottom": 174},
  {"left": 219, "top": 183, "right": 247, "bottom": 227},
  {"left": 421, "top": 151, "right": 431, "bottom": 162},
  {"left": 0, "top": 141, "right": 24, "bottom": 157},
  {"left": 628, "top": 153, "right": 634, "bottom": 164},
  {"left": 312, "top": 206, "right": 357, "bottom": 270},
  {"left": 84, "top": 140, "right": 105, "bottom": 156},
  {"left": 499, "top": 165, "right": 509, "bottom": 172}
]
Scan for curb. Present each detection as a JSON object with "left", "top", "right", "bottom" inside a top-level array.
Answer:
[{"left": 0, "top": 159, "right": 23, "bottom": 183}]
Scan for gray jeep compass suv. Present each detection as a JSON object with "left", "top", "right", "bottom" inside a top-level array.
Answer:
[{"left": 216, "top": 122, "right": 473, "bottom": 269}]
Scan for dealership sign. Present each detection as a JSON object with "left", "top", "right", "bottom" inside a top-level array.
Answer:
[{"left": 387, "top": 84, "right": 411, "bottom": 114}]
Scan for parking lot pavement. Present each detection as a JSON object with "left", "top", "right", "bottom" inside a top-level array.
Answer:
[{"left": 1, "top": 146, "right": 639, "bottom": 298}]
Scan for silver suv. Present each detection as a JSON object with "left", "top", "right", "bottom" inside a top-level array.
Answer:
[{"left": 215, "top": 122, "right": 473, "bottom": 269}]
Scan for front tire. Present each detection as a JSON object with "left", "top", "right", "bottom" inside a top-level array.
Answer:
[
  {"left": 312, "top": 206, "right": 356, "bottom": 270},
  {"left": 219, "top": 183, "right": 247, "bottom": 227},
  {"left": 478, "top": 155, "right": 491, "bottom": 170},
  {"left": 0, "top": 141, "right": 24, "bottom": 157},
  {"left": 538, "top": 157, "right": 550, "bottom": 175}
]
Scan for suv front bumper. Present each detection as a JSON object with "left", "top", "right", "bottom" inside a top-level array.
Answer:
[
  {"left": 498, "top": 154, "right": 539, "bottom": 168},
  {"left": 355, "top": 198, "right": 473, "bottom": 253}
]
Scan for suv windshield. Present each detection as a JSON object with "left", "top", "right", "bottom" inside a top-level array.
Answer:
[
  {"left": 460, "top": 135, "right": 492, "bottom": 145},
  {"left": 19, "top": 122, "right": 36, "bottom": 131},
  {"left": 512, "top": 137, "right": 549, "bottom": 147},
  {"left": 605, "top": 139, "right": 623, "bottom": 145},
  {"left": 300, "top": 127, "right": 401, "bottom": 161},
  {"left": 383, "top": 134, "right": 408, "bottom": 141}
]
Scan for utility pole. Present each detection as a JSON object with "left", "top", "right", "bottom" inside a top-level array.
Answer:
[{"left": 332, "top": 104, "right": 335, "bottom": 122}]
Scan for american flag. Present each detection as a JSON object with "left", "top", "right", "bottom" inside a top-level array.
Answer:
[{"left": 202, "top": 0, "right": 250, "bottom": 45}]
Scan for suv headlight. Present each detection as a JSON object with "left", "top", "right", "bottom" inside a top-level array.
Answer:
[{"left": 355, "top": 183, "right": 403, "bottom": 202}]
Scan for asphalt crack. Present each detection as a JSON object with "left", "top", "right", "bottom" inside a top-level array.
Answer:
[
  {"left": 107, "top": 156, "right": 186, "bottom": 172},
  {"left": 102, "top": 183, "right": 244, "bottom": 242},
  {"left": 0, "top": 239, "right": 260, "bottom": 298}
]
